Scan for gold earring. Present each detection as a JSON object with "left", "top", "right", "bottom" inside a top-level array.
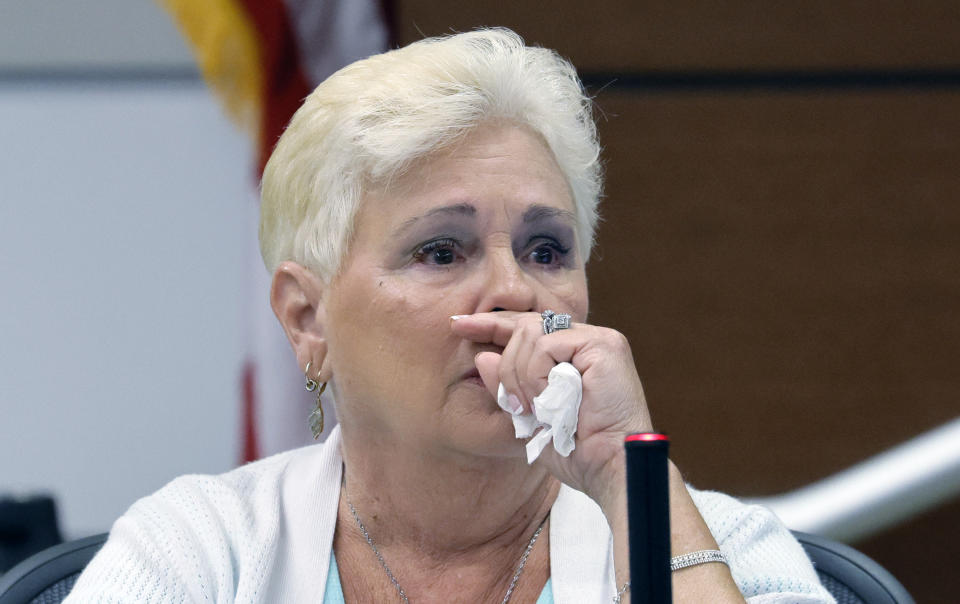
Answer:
[{"left": 304, "top": 362, "right": 327, "bottom": 439}]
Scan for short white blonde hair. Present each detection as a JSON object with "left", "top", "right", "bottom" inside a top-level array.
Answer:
[{"left": 259, "top": 28, "right": 602, "bottom": 280}]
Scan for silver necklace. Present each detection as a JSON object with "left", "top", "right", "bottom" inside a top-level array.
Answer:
[{"left": 346, "top": 499, "right": 548, "bottom": 604}]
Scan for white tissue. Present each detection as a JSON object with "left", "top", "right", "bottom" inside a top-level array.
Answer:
[{"left": 497, "top": 362, "right": 582, "bottom": 464}]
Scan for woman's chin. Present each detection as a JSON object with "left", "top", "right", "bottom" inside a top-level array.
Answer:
[{"left": 442, "top": 386, "right": 528, "bottom": 458}]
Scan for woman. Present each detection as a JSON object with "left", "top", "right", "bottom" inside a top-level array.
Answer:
[{"left": 67, "top": 29, "right": 833, "bottom": 603}]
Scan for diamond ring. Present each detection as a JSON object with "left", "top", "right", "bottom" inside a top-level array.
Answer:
[{"left": 541, "top": 310, "right": 572, "bottom": 335}]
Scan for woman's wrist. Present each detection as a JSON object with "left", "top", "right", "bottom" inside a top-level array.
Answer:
[
  {"left": 584, "top": 434, "right": 674, "bottom": 517},
  {"left": 588, "top": 455, "right": 705, "bottom": 542},
  {"left": 586, "top": 446, "right": 629, "bottom": 521}
]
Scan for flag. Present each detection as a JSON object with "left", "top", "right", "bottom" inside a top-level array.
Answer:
[{"left": 158, "top": 0, "right": 393, "bottom": 461}]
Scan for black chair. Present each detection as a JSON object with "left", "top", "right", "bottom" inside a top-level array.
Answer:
[
  {"left": 0, "top": 533, "right": 106, "bottom": 604},
  {"left": 0, "top": 496, "right": 63, "bottom": 574},
  {"left": 793, "top": 531, "right": 914, "bottom": 604},
  {"left": 0, "top": 531, "right": 913, "bottom": 603}
]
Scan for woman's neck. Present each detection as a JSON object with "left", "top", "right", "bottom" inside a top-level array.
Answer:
[{"left": 338, "top": 423, "right": 559, "bottom": 562}]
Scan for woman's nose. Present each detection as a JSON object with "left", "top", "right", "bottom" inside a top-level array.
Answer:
[{"left": 477, "top": 247, "right": 537, "bottom": 313}]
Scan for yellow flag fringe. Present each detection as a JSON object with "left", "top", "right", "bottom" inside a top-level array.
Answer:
[{"left": 157, "top": 0, "right": 263, "bottom": 140}]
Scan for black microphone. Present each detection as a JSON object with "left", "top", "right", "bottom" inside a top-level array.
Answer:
[{"left": 624, "top": 433, "right": 671, "bottom": 603}]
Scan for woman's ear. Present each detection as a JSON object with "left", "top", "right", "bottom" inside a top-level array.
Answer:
[{"left": 270, "top": 261, "right": 331, "bottom": 380}]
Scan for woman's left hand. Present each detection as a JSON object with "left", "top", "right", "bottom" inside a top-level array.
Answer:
[{"left": 450, "top": 311, "right": 653, "bottom": 507}]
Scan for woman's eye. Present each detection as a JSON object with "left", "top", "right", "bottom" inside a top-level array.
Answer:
[
  {"left": 531, "top": 246, "right": 555, "bottom": 264},
  {"left": 414, "top": 238, "right": 460, "bottom": 265},
  {"left": 433, "top": 248, "right": 455, "bottom": 264},
  {"left": 526, "top": 239, "right": 570, "bottom": 266}
]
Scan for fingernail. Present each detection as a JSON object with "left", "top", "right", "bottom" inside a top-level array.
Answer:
[
  {"left": 508, "top": 394, "right": 523, "bottom": 414},
  {"left": 450, "top": 315, "right": 463, "bottom": 321}
]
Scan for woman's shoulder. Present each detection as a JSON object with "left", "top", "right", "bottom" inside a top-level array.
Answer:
[
  {"left": 66, "top": 437, "right": 341, "bottom": 602},
  {"left": 160, "top": 443, "right": 314, "bottom": 504},
  {"left": 140, "top": 429, "right": 343, "bottom": 527},
  {"left": 129, "top": 441, "right": 326, "bottom": 536}
]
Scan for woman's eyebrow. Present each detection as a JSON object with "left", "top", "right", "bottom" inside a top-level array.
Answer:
[
  {"left": 522, "top": 204, "right": 577, "bottom": 225},
  {"left": 396, "top": 202, "right": 477, "bottom": 236}
]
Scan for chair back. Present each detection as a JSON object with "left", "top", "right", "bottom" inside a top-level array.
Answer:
[
  {"left": 793, "top": 531, "right": 914, "bottom": 604},
  {"left": 0, "top": 533, "right": 106, "bottom": 604},
  {"left": 0, "top": 530, "right": 916, "bottom": 603},
  {"left": 0, "top": 496, "right": 62, "bottom": 574}
]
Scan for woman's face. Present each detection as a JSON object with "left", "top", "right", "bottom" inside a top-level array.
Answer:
[{"left": 323, "top": 123, "right": 588, "bottom": 458}]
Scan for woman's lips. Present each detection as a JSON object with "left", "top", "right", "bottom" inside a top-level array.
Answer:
[{"left": 460, "top": 367, "right": 485, "bottom": 387}]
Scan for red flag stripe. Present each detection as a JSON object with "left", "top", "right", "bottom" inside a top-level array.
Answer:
[
  {"left": 241, "top": 360, "right": 260, "bottom": 462},
  {"left": 237, "top": 0, "right": 312, "bottom": 176}
]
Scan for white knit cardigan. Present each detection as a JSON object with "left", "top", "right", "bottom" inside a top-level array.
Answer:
[{"left": 66, "top": 427, "right": 833, "bottom": 603}]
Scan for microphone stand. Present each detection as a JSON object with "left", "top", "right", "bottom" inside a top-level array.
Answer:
[{"left": 624, "top": 433, "right": 672, "bottom": 603}]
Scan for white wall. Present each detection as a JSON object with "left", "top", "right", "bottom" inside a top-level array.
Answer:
[
  {"left": 0, "top": 0, "right": 193, "bottom": 70},
  {"left": 0, "top": 81, "right": 251, "bottom": 539},
  {"left": 0, "top": 2, "right": 253, "bottom": 539}
]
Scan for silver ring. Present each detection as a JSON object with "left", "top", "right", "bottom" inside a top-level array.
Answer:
[{"left": 541, "top": 310, "right": 572, "bottom": 335}]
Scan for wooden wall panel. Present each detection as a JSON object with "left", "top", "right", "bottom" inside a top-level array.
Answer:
[
  {"left": 588, "top": 90, "right": 960, "bottom": 493},
  {"left": 588, "top": 89, "right": 960, "bottom": 602},
  {"left": 398, "top": 1, "right": 960, "bottom": 71}
]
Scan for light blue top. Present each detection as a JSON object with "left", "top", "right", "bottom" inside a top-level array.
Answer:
[{"left": 323, "top": 554, "right": 554, "bottom": 603}]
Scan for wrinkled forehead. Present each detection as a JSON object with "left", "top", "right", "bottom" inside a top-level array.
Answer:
[{"left": 359, "top": 122, "right": 578, "bottom": 228}]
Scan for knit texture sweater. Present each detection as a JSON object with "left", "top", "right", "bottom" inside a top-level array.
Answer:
[{"left": 66, "top": 427, "right": 834, "bottom": 603}]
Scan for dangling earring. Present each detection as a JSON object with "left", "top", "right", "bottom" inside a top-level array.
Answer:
[{"left": 304, "top": 362, "right": 327, "bottom": 439}]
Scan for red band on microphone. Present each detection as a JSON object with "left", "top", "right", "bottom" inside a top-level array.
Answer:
[{"left": 624, "top": 433, "right": 670, "bottom": 443}]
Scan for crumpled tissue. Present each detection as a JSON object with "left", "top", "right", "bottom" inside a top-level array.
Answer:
[{"left": 497, "top": 362, "right": 582, "bottom": 464}]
